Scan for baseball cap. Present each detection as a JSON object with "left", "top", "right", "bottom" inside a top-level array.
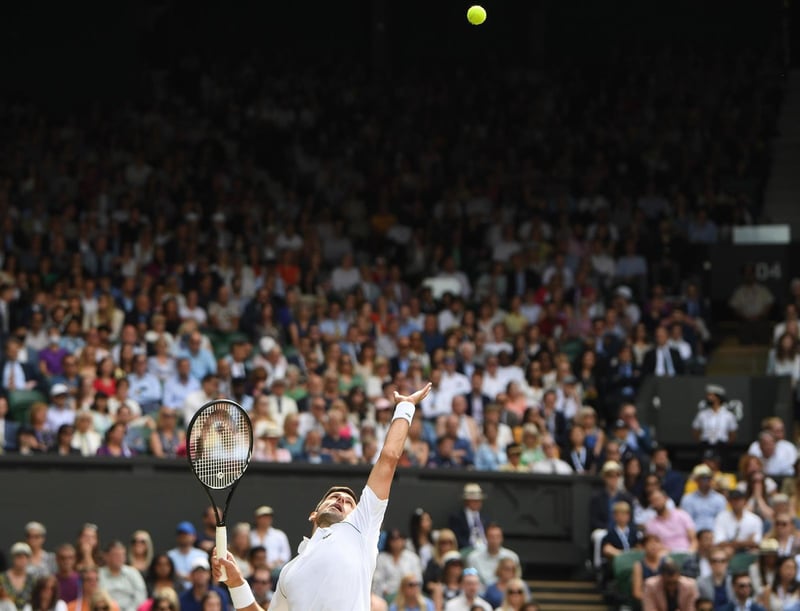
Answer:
[
  {"left": 254, "top": 506, "right": 274, "bottom": 517},
  {"left": 462, "top": 483, "right": 486, "bottom": 501},
  {"left": 25, "top": 522, "right": 46, "bottom": 536},
  {"left": 374, "top": 398, "right": 392, "bottom": 411},
  {"left": 602, "top": 461, "right": 623, "bottom": 475},
  {"left": 728, "top": 488, "right": 746, "bottom": 500},
  {"left": 442, "top": 550, "right": 464, "bottom": 566},
  {"left": 191, "top": 557, "right": 210, "bottom": 571},
  {"left": 176, "top": 521, "right": 196, "bottom": 536},
  {"left": 50, "top": 383, "right": 69, "bottom": 397}
]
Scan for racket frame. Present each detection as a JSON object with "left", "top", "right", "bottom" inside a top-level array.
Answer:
[{"left": 186, "top": 399, "right": 254, "bottom": 582}]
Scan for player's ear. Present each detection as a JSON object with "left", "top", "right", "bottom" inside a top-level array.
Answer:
[{"left": 308, "top": 511, "right": 317, "bottom": 523}]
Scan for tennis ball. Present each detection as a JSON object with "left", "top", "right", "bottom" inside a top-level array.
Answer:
[{"left": 467, "top": 5, "right": 486, "bottom": 25}]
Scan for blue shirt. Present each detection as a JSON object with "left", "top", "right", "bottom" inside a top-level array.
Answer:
[
  {"left": 178, "top": 585, "right": 230, "bottom": 611},
  {"left": 178, "top": 348, "right": 217, "bottom": 381},
  {"left": 679, "top": 489, "right": 727, "bottom": 531}
]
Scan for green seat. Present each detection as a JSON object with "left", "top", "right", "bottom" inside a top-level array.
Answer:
[
  {"left": 612, "top": 550, "right": 645, "bottom": 603},
  {"left": 669, "top": 552, "right": 690, "bottom": 568},
  {"left": 729, "top": 552, "right": 757, "bottom": 573},
  {"left": 8, "top": 389, "right": 46, "bottom": 424}
]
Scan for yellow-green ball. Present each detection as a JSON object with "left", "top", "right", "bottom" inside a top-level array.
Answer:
[{"left": 467, "top": 5, "right": 486, "bottom": 25}]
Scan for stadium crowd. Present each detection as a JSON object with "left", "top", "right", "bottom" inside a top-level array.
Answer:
[{"left": 0, "top": 35, "right": 794, "bottom": 611}]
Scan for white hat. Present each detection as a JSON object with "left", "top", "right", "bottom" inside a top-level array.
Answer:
[
  {"left": 615, "top": 286, "right": 633, "bottom": 300},
  {"left": 190, "top": 557, "right": 210, "bottom": 571},
  {"left": 259, "top": 336, "right": 277, "bottom": 354},
  {"left": 50, "top": 383, "right": 69, "bottom": 397},
  {"left": 462, "top": 483, "right": 486, "bottom": 501}
]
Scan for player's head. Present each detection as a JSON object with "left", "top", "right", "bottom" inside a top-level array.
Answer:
[{"left": 309, "top": 486, "right": 358, "bottom": 528}]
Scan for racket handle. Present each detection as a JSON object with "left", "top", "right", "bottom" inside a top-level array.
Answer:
[{"left": 216, "top": 526, "right": 228, "bottom": 582}]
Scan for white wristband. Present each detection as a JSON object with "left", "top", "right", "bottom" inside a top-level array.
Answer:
[
  {"left": 392, "top": 400, "right": 415, "bottom": 425},
  {"left": 229, "top": 582, "right": 256, "bottom": 609}
]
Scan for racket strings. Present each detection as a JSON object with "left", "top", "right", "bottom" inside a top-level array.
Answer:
[{"left": 188, "top": 404, "right": 251, "bottom": 489}]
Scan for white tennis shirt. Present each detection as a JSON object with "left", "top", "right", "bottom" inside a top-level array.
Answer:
[{"left": 269, "top": 485, "right": 388, "bottom": 611}]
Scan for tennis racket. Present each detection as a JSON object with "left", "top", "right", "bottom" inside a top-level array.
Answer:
[{"left": 186, "top": 399, "right": 253, "bottom": 582}]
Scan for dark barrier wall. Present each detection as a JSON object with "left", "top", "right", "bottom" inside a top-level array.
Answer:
[{"left": 0, "top": 457, "right": 601, "bottom": 576}]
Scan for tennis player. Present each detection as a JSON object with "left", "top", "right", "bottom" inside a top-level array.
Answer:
[{"left": 212, "top": 382, "right": 432, "bottom": 611}]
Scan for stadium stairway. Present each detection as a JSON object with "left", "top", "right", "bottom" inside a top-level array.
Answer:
[
  {"left": 705, "top": 333, "right": 770, "bottom": 376},
  {"left": 527, "top": 579, "right": 611, "bottom": 611},
  {"left": 764, "top": 69, "right": 800, "bottom": 236}
]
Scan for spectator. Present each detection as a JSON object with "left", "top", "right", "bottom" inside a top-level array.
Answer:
[
  {"left": 493, "top": 577, "right": 530, "bottom": 611},
  {"left": 66, "top": 567, "right": 113, "bottom": 611},
  {"left": 248, "top": 506, "right": 291, "bottom": 572},
  {"left": 530, "top": 434, "right": 572, "bottom": 475},
  {"left": 601, "top": 501, "right": 642, "bottom": 565},
  {"left": 2, "top": 338, "right": 40, "bottom": 391},
  {"left": 389, "top": 574, "right": 434, "bottom": 611},
  {"left": 482, "top": 558, "right": 528, "bottom": 610},
  {"left": 448, "top": 484, "right": 489, "bottom": 551},
  {"left": 766, "top": 333, "right": 800, "bottom": 388},
  {"left": 182, "top": 375, "right": 220, "bottom": 427},
  {"left": 165, "top": 523, "right": 207, "bottom": 590},
  {"left": 681, "top": 529, "right": 715, "bottom": 580},
  {"left": 143, "top": 555, "right": 179, "bottom": 598},
  {"left": 748, "top": 420, "right": 797, "bottom": 477},
  {"left": 247, "top": 567, "right": 273, "bottom": 609},
  {"left": 71, "top": 412, "right": 101, "bottom": 458},
  {"left": 126, "top": 356, "right": 162, "bottom": 416},
  {"left": 0, "top": 396, "right": 19, "bottom": 453},
  {"left": 443, "top": 568, "right": 491, "bottom": 611},
  {"left": 24, "top": 523, "right": 55, "bottom": 578},
  {"left": 763, "top": 555, "right": 800, "bottom": 609},
  {"left": 373, "top": 529, "right": 422, "bottom": 602},
  {"left": 644, "top": 488, "right": 697, "bottom": 553},
  {"left": 1, "top": 543, "right": 35, "bottom": 610},
  {"left": 723, "top": 572, "right": 766, "bottom": 611},
  {"left": 589, "top": 461, "right": 635, "bottom": 532},
  {"left": 178, "top": 333, "right": 216, "bottom": 383},
  {"left": 97, "top": 542, "right": 146, "bottom": 611},
  {"left": 52, "top": 545, "right": 79, "bottom": 604},
  {"left": 641, "top": 557, "right": 699, "bottom": 611},
  {"left": 680, "top": 464, "right": 728, "bottom": 532},
  {"left": 126, "top": 532, "right": 152, "bottom": 578},
  {"left": 696, "top": 547, "right": 733, "bottom": 608},
  {"left": 176, "top": 559, "right": 227, "bottom": 611},
  {"left": 161, "top": 359, "right": 200, "bottom": 411},
  {"left": 45, "top": 384, "right": 76, "bottom": 438},
  {"left": 729, "top": 264, "right": 775, "bottom": 323},
  {"left": 641, "top": 326, "right": 684, "bottom": 377},
  {"left": 421, "top": 531, "right": 458, "bottom": 595},
  {"left": 23, "top": 575, "right": 66, "bottom": 611},
  {"left": 713, "top": 488, "right": 763, "bottom": 555},
  {"left": 749, "top": 539, "right": 780, "bottom": 602},
  {"left": 466, "top": 524, "right": 519, "bottom": 587}
]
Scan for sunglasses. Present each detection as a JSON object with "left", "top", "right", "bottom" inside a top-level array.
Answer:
[
  {"left": 711, "top": 558, "right": 727, "bottom": 563},
  {"left": 252, "top": 580, "right": 270, "bottom": 585},
  {"left": 777, "top": 521, "right": 791, "bottom": 526},
  {"left": 404, "top": 582, "right": 421, "bottom": 587},
  {"left": 94, "top": 606, "right": 110, "bottom": 610},
  {"left": 507, "top": 589, "right": 524, "bottom": 595},
  {"left": 132, "top": 539, "right": 147, "bottom": 544}
]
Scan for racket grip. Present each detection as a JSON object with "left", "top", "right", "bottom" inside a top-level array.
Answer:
[{"left": 216, "top": 526, "right": 228, "bottom": 582}]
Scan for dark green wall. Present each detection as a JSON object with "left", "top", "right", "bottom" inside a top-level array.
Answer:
[{"left": 0, "top": 457, "right": 601, "bottom": 577}]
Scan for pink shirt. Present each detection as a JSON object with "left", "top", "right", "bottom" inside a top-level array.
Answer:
[{"left": 645, "top": 508, "right": 696, "bottom": 552}]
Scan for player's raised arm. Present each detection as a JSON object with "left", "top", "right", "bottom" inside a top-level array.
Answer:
[
  {"left": 212, "top": 550, "right": 274, "bottom": 611},
  {"left": 366, "top": 382, "right": 432, "bottom": 500}
]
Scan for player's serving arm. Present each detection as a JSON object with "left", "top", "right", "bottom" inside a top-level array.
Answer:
[{"left": 212, "top": 382, "right": 432, "bottom": 611}]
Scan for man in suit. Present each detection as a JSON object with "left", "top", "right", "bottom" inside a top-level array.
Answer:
[
  {"left": 642, "top": 558, "right": 699, "bottom": 611},
  {"left": 696, "top": 548, "right": 734, "bottom": 607},
  {"left": 0, "top": 394, "right": 19, "bottom": 452},
  {"left": 448, "top": 483, "right": 490, "bottom": 550},
  {"left": 462, "top": 370, "right": 492, "bottom": 424},
  {"left": 0, "top": 337, "right": 41, "bottom": 392},
  {"left": 718, "top": 572, "right": 766, "bottom": 611},
  {"left": 505, "top": 252, "right": 540, "bottom": 301},
  {"left": 589, "top": 461, "right": 636, "bottom": 532},
  {"left": 642, "top": 325, "right": 685, "bottom": 377}
]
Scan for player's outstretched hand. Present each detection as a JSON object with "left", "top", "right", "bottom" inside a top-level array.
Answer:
[
  {"left": 393, "top": 382, "right": 432, "bottom": 406},
  {"left": 211, "top": 547, "right": 245, "bottom": 587}
]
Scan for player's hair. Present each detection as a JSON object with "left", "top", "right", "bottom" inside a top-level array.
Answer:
[{"left": 314, "top": 486, "right": 357, "bottom": 512}]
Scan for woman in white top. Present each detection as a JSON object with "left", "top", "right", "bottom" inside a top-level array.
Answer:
[
  {"left": 767, "top": 333, "right": 800, "bottom": 388},
  {"left": 373, "top": 530, "right": 423, "bottom": 602}
]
